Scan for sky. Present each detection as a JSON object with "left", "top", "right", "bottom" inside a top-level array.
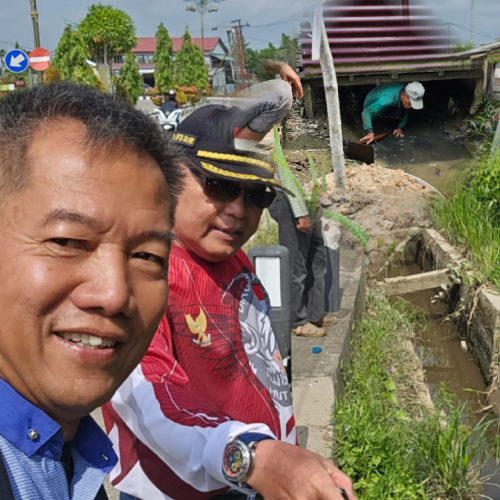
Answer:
[{"left": 0, "top": 0, "right": 499, "bottom": 54}]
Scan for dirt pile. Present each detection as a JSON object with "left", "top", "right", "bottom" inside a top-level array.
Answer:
[{"left": 306, "top": 164, "right": 436, "bottom": 273}]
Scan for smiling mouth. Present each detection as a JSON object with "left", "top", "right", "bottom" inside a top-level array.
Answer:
[
  {"left": 55, "top": 332, "right": 117, "bottom": 349},
  {"left": 213, "top": 227, "right": 242, "bottom": 236}
]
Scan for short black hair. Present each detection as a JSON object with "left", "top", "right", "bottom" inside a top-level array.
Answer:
[{"left": 0, "top": 82, "right": 183, "bottom": 221}]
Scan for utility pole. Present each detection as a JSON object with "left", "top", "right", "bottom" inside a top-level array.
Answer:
[
  {"left": 470, "top": 0, "right": 475, "bottom": 44},
  {"left": 231, "top": 19, "right": 249, "bottom": 90},
  {"left": 29, "top": 0, "right": 41, "bottom": 47}
]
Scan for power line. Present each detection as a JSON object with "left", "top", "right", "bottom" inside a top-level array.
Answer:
[
  {"left": 248, "top": 2, "right": 317, "bottom": 29},
  {"left": 445, "top": 22, "right": 498, "bottom": 41}
]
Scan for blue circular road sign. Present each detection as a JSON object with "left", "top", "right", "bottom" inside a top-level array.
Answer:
[{"left": 4, "top": 49, "right": 29, "bottom": 73}]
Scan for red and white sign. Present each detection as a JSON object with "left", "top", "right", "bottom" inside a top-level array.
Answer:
[{"left": 29, "top": 47, "right": 51, "bottom": 71}]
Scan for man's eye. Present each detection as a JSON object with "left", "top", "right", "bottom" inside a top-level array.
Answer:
[
  {"left": 134, "top": 252, "right": 165, "bottom": 266},
  {"left": 49, "top": 238, "right": 84, "bottom": 249}
]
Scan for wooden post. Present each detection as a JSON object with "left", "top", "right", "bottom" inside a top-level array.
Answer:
[
  {"left": 319, "top": 20, "right": 346, "bottom": 188},
  {"left": 304, "top": 82, "right": 314, "bottom": 119},
  {"left": 470, "top": 75, "right": 485, "bottom": 115}
]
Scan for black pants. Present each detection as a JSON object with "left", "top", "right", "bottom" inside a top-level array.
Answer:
[{"left": 269, "top": 194, "right": 326, "bottom": 327}]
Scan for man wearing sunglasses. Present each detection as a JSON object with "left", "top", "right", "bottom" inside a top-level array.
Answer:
[{"left": 104, "top": 83, "right": 356, "bottom": 500}]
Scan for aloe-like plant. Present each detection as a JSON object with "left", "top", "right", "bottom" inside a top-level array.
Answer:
[{"left": 272, "top": 126, "right": 370, "bottom": 248}]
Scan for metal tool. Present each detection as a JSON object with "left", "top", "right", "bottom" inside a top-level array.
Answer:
[
  {"left": 337, "top": 486, "right": 349, "bottom": 499},
  {"left": 343, "top": 131, "right": 392, "bottom": 164}
]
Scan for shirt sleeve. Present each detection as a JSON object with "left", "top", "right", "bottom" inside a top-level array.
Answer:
[
  {"left": 400, "top": 108, "right": 410, "bottom": 129},
  {"left": 102, "top": 317, "right": 276, "bottom": 499},
  {"left": 362, "top": 97, "right": 388, "bottom": 133}
]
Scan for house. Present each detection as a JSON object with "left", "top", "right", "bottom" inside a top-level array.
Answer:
[{"left": 113, "top": 36, "right": 234, "bottom": 93}]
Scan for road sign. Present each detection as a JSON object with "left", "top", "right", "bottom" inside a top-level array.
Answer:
[
  {"left": 4, "top": 49, "right": 28, "bottom": 73},
  {"left": 29, "top": 47, "right": 51, "bottom": 71}
]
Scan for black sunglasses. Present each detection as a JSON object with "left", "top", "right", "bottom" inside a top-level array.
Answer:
[{"left": 190, "top": 168, "right": 276, "bottom": 209}]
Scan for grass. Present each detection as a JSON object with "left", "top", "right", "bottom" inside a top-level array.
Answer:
[
  {"left": 430, "top": 163, "right": 500, "bottom": 291},
  {"left": 334, "top": 291, "right": 499, "bottom": 500},
  {"left": 242, "top": 209, "right": 279, "bottom": 253}
]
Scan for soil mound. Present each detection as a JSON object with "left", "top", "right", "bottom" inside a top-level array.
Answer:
[{"left": 306, "top": 165, "right": 436, "bottom": 273}]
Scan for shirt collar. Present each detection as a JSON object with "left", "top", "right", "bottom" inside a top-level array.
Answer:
[{"left": 0, "top": 378, "right": 116, "bottom": 472}]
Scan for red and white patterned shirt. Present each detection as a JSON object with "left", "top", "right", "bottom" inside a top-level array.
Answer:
[{"left": 103, "top": 246, "right": 295, "bottom": 500}]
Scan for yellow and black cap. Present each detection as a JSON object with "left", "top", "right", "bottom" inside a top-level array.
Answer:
[{"left": 172, "top": 105, "right": 282, "bottom": 191}]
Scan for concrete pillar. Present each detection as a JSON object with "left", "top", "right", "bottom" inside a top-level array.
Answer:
[{"left": 304, "top": 82, "right": 314, "bottom": 119}]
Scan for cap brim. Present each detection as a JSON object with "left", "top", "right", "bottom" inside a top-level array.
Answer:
[
  {"left": 188, "top": 157, "right": 283, "bottom": 192},
  {"left": 410, "top": 98, "right": 424, "bottom": 109}
]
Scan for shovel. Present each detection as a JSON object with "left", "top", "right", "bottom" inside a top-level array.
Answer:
[{"left": 344, "top": 131, "right": 392, "bottom": 164}]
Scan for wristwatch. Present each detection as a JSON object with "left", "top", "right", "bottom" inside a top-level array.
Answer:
[{"left": 222, "top": 439, "right": 258, "bottom": 487}]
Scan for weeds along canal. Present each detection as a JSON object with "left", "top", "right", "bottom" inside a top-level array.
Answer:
[{"left": 388, "top": 261, "right": 500, "bottom": 499}]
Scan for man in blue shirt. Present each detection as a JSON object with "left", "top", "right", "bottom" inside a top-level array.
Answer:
[
  {"left": 360, "top": 81, "right": 425, "bottom": 145},
  {"left": 0, "top": 83, "right": 182, "bottom": 499}
]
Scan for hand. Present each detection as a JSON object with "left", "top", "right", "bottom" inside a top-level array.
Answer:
[
  {"left": 393, "top": 128, "right": 404, "bottom": 138},
  {"left": 279, "top": 63, "right": 304, "bottom": 99},
  {"left": 296, "top": 216, "right": 311, "bottom": 233},
  {"left": 360, "top": 133, "right": 375, "bottom": 145},
  {"left": 248, "top": 440, "right": 358, "bottom": 500}
]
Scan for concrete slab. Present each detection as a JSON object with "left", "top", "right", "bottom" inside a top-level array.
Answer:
[
  {"left": 292, "top": 247, "right": 365, "bottom": 457},
  {"left": 379, "top": 268, "right": 451, "bottom": 296}
]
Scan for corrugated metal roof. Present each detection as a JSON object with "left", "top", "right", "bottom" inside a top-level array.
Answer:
[{"left": 300, "top": 0, "right": 467, "bottom": 77}]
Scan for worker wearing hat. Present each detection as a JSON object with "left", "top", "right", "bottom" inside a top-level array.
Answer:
[
  {"left": 361, "top": 81, "right": 425, "bottom": 145},
  {"left": 105, "top": 71, "right": 357, "bottom": 500}
]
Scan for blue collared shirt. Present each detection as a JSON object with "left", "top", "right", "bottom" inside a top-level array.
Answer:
[{"left": 0, "top": 378, "right": 117, "bottom": 499}]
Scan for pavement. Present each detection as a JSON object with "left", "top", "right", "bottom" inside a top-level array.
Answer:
[{"left": 292, "top": 247, "right": 365, "bottom": 457}]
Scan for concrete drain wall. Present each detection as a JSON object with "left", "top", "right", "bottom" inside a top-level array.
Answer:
[{"left": 380, "top": 229, "right": 500, "bottom": 409}]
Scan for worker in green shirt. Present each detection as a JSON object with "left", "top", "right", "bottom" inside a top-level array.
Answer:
[{"left": 361, "top": 81, "right": 425, "bottom": 145}]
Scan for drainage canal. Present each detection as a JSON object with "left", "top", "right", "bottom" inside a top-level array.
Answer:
[{"left": 387, "top": 259, "right": 500, "bottom": 499}]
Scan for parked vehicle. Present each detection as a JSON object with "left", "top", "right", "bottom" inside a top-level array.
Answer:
[{"left": 146, "top": 108, "right": 182, "bottom": 133}]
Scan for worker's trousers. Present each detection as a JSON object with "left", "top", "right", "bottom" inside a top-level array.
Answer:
[{"left": 269, "top": 194, "right": 326, "bottom": 327}]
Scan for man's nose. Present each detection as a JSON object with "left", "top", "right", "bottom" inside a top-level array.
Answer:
[
  {"left": 72, "top": 252, "right": 136, "bottom": 317},
  {"left": 223, "top": 192, "right": 247, "bottom": 219}
]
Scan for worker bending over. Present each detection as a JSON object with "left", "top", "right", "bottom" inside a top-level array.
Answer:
[{"left": 361, "top": 81, "right": 425, "bottom": 144}]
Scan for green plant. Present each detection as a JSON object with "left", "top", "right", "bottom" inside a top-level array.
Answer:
[
  {"left": 385, "top": 237, "right": 397, "bottom": 256},
  {"left": 272, "top": 126, "right": 370, "bottom": 248},
  {"left": 174, "top": 26, "right": 208, "bottom": 88},
  {"left": 52, "top": 26, "right": 100, "bottom": 87},
  {"left": 79, "top": 4, "right": 137, "bottom": 85},
  {"left": 153, "top": 23, "right": 174, "bottom": 93},
  {"left": 119, "top": 51, "right": 142, "bottom": 104},
  {"left": 335, "top": 291, "right": 500, "bottom": 500},
  {"left": 430, "top": 160, "right": 500, "bottom": 290},
  {"left": 243, "top": 210, "right": 279, "bottom": 252}
]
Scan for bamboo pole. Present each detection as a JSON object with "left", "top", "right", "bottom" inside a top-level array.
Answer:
[{"left": 319, "top": 19, "right": 346, "bottom": 189}]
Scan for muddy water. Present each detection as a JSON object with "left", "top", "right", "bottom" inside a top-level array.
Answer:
[
  {"left": 390, "top": 263, "right": 500, "bottom": 498},
  {"left": 373, "top": 122, "right": 470, "bottom": 192},
  {"left": 390, "top": 263, "right": 487, "bottom": 409}
]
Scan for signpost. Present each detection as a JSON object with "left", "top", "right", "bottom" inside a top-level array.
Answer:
[
  {"left": 4, "top": 49, "right": 29, "bottom": 74},
  {"left": 29, "top": 47, "right": 50, "bottom": 72}
]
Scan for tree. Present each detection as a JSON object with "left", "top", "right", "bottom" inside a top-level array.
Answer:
[
  {"left": 52, "top": 26, "right": 99, "bottom": 86},
  {"left": 79, "top": 4, "right": 137, "bottom": 84},
  {"left": 119, "top": 51, "right": 142, "bottom": 104},
  {"left": 174, "top": 26, "right": 208, "bottom": 88},
  {"left": 153, "top": 23, "right": 174, "bottom": 92}
]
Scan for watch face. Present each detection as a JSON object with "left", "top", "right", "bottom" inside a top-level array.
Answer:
[{"left": 223, "top": 443, "right": 245, "bottom": 481}]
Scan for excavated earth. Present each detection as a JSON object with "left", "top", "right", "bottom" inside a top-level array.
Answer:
[{"left": 283, "top": 93, "right": 439, "bottom": 273}]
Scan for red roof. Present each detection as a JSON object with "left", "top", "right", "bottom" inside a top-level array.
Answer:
[{"left": 133, "top": 37, "right": 220, "bottom": 54}]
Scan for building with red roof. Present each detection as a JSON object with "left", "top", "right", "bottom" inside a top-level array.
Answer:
[{"left": 113, "top": 36, "right": 234, "bottom": 94}]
